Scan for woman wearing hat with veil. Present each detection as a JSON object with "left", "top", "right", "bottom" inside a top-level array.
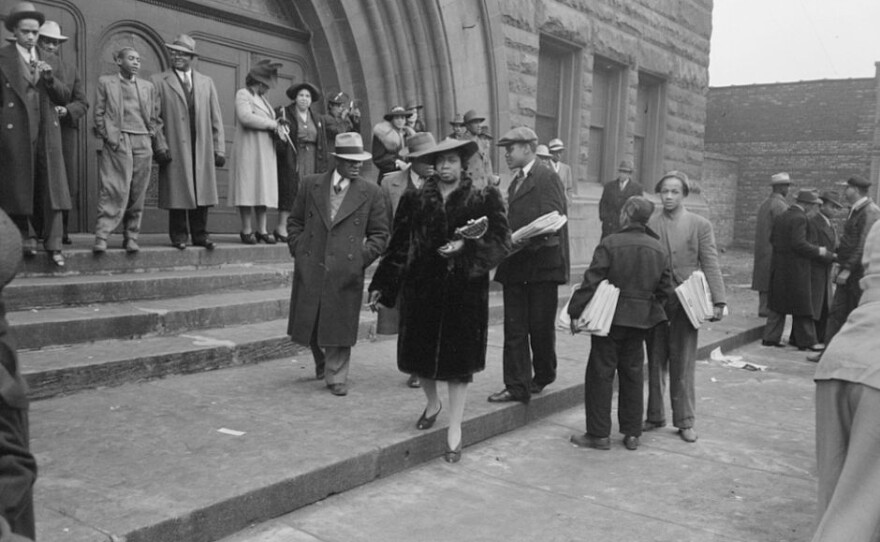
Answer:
[
  {"left": 274, "top": 81, "right": 328, "bottom": 243},
  {"left": 369, "top": 137, "right": 511, "bottom": 462}
]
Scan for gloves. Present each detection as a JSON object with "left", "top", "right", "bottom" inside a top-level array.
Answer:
[
  {"left": 214, "top": 153, "right": 226, "bottom": 168},
  {"left": 154, "top": 149, "right": 172, "bottom": 165}
]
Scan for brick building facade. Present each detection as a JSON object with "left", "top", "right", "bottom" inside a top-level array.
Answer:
[
  {"left": 1, "top": 0, "right": 716, "bottom": 262},
  {"left": 706, "top": 67, "right": 880, "bottom": 247}
]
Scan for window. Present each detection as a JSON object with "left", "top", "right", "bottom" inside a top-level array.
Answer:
[
  {"left": 635, "top": 72, "right": 667, "bottom": 186},
  {"left": 588, "top": 56, "right": 628, "bottom": 184}
]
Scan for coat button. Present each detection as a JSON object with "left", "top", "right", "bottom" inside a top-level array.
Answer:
[
  {"left": 6, "top": 124, "right": 12, "bottom": 129},
  {"left": 347, "top": 254, "right": 353, "bottom": 260},
  {"left": 7, "top": 102, "right": 13, "bottom": 107}
]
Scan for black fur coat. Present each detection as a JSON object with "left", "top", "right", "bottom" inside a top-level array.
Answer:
[{"left": 369, "top": 175, "right": 510, "bottom": 380}]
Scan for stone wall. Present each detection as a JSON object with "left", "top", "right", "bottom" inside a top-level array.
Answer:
[{"left": 706, "top": 78, "right": 878, "bottom": 247}]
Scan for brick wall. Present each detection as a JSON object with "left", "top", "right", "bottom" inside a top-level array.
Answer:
[
  {"left": 699, "top": 152, "right": 739, "bottom": 249},
  {"left": 706, "top": 79, "right": 878, "bottom": 247}
]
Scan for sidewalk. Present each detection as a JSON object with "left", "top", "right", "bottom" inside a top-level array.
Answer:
[{"left": 32, "top": 281, "right": 764, "bottom": 542}]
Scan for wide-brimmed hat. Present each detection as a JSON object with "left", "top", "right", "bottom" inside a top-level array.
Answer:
[
  {"left": 4, "top": 2, "right": 44, "bottom": 32},
  {"left": 331, "top": 132, "right": 372, "bottom": 161},
  {"left": 286, "top": 82, "right": 320, "bottom": 102},
  {"left": 548, "top": 138, "right": 565, "bottom": 152},
  {"left": 497, "top": 126, "right": 538, "bottom": 146},
  {"left": 536, "top": 145, "right": 552, "bottom": 158},
  {"left": 618, "top": 160, "right": 635, "bottom": 173},
  {"left": 38, "top": 20, "right": 68, "bottom": 42},
  {"left": 413, "top": 137, "right": 478, "bottom": 164},
  {"left": 383, "top": 106, "right": 408, "bottom": 121},
  {"left": 819, "top": 190, "right": 843, "bottom": 208},
  {"left": 247, "top": 59, "right": 282, "bottom": 88},
  {"left": 655, "top": 170, "right": 690, "bottom": 197},
  {"left": 403, "top": 132, "right": 438, "bottom": 159},
  {"left": 0, "top": 209, "right": 22, "bottom": 289},
  {"left": 449, "top": 113, "right": 464, "bottom": 126},
  {"left": 770, "top": 172, "right": 791, "bottom": 185},
  {"left": 164, "top": 34, "right": 196, "bottom": 56},
  {"left": 795, "top": 189, "right": 820, "bottom": 204},
  {"left": 463, "top": 109, "right": 485, "bottom": 124}
]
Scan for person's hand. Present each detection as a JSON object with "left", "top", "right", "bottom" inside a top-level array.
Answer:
[
  {"left": 394, "top": 159, "right": 407, "bottom": 170},
  {"left": 33, "top": 59, "right": 53, "bottom": 81},
  {"left": 437, "top": 239, "right": 464, "bottom": 258},
  {"left": 154, "top": 149, "right": 172, "bottom": 165},
  {"left": 55, "top": 106, "right": 68, "bottom": 118},
  {"left": 214, "top": 153, "right": 226, "bottom": 168},
  {"left": 276, "top": 117, "right": 291, "bottom": 127},
  {"left": 711, "top": 304, "right": 725, "bottom": 322},
  {"left": 569, "top": 319, "right": 581, "bottom": 335},
  {"left": 367, "top": 290, "right": 382, "bottom": 312},
  {"left": 835, "top": 268, "right": 850, "bottom": 286}
]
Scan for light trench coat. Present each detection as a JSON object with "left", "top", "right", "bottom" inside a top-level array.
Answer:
[{"left": 229, "top": 87, "right": 277, "bottom": 207}]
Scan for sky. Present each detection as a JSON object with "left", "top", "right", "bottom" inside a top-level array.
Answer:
[{"left": 709, "top": 0, "right": 880, "bottom": 87}]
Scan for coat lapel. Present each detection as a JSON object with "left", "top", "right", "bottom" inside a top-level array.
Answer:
[
  {"left": 509, "top": 170, "right": 535, "bottom": 205},
  {"left": 310, "top": 172, "right": 333, "bottom": 229},
  {"left": 164, "top": 71, "right": 187, "bottom": 103},
  {"left": 0, "top": 46, "right": 28, "bottom": 104},
  {"left": 332, "top": 177, "right": 368, "bottom": 226}
]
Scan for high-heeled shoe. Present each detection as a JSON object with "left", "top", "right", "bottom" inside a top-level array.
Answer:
[
  {"left": 255, "top": 232, "right": 276, "bottom": 245},
  {"left": 272, "top": 230, "right": 289, "bottom": 243},
  {"left": 240, "top": 232, "right": 257, "bottom": 245},
  {"left": 443, "top": 440, "right": 462, "bottom": 463},
  {"left": 416, "top": 403, "right": 442, "bottom": 430}
]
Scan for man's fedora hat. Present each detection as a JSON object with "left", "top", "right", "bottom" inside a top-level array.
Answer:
[
  {"left": 286, "top": 82, "right": 321, "bottom": 102},
  {"left": 247, "top": 59, "right": 282, "bottom": 88},
  {"left": 795, "top": 189, "right": 820, "bottom": 204},
  {"left": 449, "top": 113, "right": 465, "bottom": 126},
  {"left": 548, "top": 138, "right": 565, "bottom": 152},
  {"left": 165, "top": 34, "right": 197, "bottom": 56},
  {"left": 819, "top": 190, "right": 843, "bottom": 208},
  {"left": 497, "top": 126, "right": 538, "bottom": 146},
  {"left": 4, "top": 2, "right": 44, "bottom": 32},
  {"left": 331, "top": 132, "right": 372, "bottom": 161},
  {"left": 770, "top": 172, "right": 791, "bottom": 185},
  {"left": 411, "top": 137, "right": 478, "bottom": 164},
  {"left": 38, "top": 20, "right": 68, "bottom": 42},
  {"left": 403, "top": 132, "right": 438, "bottom": 159},
  {"left": 536, "top": 144, "right": 552, "bottom": 158},
  {"left": 405, "top": 101, "right": 423, "bottom": 112},
  {"left": 655, "top": 170, "right": 690, "bottom": 197},
  {"left": 618, "top": 160, "right": 635, "bottom": 173},
  {"left": 383, "top": 105, "right": 408, "bottom": 121},
  {"left": 463, "top": 109, "right": 485, "bottom": 124}
]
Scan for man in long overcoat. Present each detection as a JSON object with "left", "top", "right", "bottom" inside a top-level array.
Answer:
[
  {"left": 764, "top": 190, "right": 834, "bottom": 350},
  {"left": 287, "top": 133, "right": 388, "bottom": 396},
  {"left": 752, "top": 172, "right": 791, "bottom": 317},
  {"left": 152, "top": 34, "right": 225, "bottom": 250},
  {"left": 808, "top": 191, "right": 842, "bottom": 345},
  {"left": 35, "top": 21, "right": 88, "bottom": 245},
  {"left": 0, "top": 3, "right": 71, "bottom": 266},
  {"left": 598, "top": 160, "right": 643, "bottom": 238}
]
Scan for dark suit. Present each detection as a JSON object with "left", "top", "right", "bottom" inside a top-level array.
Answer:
[
  {"left": 764, "top": 204, "right": 829, "bottom": 348},
  {"left": 494, "top": 160, "right": 567, "bottom": 401},
  {"left": 55, "top": 57, "right": 88, "bottom": 238},
  {"left": 598, "top": 176, "right": 644, "bottom": 238},
  {"left": 569, "top": 224, "right": 671, "bottom": 438},
  {"left": 809, "top": 211, "right": 837, "bottom": 343}
]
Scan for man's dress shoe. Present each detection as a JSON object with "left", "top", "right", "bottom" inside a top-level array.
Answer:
[
  {"left": 570, "top": 433, "right": 610, "bottom": 450},
  {"left": 487, "top": 389, "right": 528, "bottom": 404}
]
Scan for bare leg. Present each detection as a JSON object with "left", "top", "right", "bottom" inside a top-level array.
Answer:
[
  {"left": 238, "top": 206, "right": 254, "bottom": 234},
  {"left": 276, "top": 210, "right": 290, "bottom": 237},
  {"left": 447, "top": 381, "right": 469, "bottom": 450},
  {"left": 420, "top": 377, "right": 441, "bottom": 417},
  {"left": 255, "top": 205, "right": 268, "bottom": 235}
]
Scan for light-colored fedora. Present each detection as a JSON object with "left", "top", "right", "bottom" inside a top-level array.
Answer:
[
  {"left": 331, "top": 132, "right": 372, "bottom": 161},
  {"left": 165, "top": 34, "right": 197, "bottom": 56},
  {"left": 38, "top": 20, "right": 68, "bottom": 41}
]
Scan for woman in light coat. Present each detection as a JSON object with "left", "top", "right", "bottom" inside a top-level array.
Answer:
[{"left": 228, "top": 59, "right": 287, "bottom": 244}]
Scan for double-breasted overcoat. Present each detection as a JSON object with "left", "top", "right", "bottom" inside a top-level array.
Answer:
[
  {"left": 286, "top": 171, "right": 388, "bottom": 347},
  {"left": 768, "top": 204, "right": 828, "bottom": 316},
  {"left": 152, "top": 69, "right": 225, "bottom": 209}
]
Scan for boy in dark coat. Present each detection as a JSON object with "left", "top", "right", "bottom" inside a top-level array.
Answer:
[{"left": 569, "top": 196, "right": 672, "bottom": 451}]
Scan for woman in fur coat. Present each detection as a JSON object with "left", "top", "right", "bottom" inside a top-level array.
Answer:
[
  {"left": 371, "top": 105, "right": 413, "bottom": 184},
  {"left": 369, "top": 138, "right": 510, "bottom": 463}
]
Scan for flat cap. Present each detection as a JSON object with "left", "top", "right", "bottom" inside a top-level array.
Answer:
[
  {"left": 623, "top": 196, "right": 655, "bottom": 225},
  {"left": 845, "top": 175, "right": 871, "bottom": 189},
  {"left": 497, "top": 126, "right": 538, "bottom": 146}
]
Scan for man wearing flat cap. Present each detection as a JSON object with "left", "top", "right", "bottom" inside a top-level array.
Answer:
[
  {"left": 808, "top": 190, "right": 843, "bottom": 348},
  {"left": 152, "top": 34, "right": 226, "bottom": 250},
  {"left": 599, "top": 160, "right": 644, "bottom": 238},
  {"left": 0, "top": 2, "right": 72, "bottom": 267},
  {"left": 752, "top": 172, "right": 791, "bottom": 317},
  {"left": 568, "top": 196, "right": 672, "bottom": 452},
  {"left": 287, "top": 132, "right": 388, "bottom": 397},
  {"left": 824, "top": 176, "right": 880, "bottom": 347},
  {"left": 490, "top": 126, "right": 568, "bottom": 405},
  {"left": 644, "top": 171, "right": 725, "bottom": 443},
  {"left": 36, "top": 20, "right": 88, "bottom": 246},
  {"left": 763, "top": 189, "right": 835, "bottom": 352}
]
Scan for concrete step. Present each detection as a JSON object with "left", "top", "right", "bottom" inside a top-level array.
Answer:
[
  {"left": 8, "top": 287, "right": 293, "bottom": 350},
  {"left": 5, "top": 264, "right": 293, "bottom": 311}
]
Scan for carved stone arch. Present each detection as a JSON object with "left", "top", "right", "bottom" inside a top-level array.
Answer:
[{"left": 95, "top": 20, "right": 168, "bottom": 79}]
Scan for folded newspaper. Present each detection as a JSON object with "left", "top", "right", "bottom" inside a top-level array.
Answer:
[
  {"left": 675, "top": 270, "right": 725, "bottom": 329},
  {"left": 511, "top": 211, "right": 567, "bottom": 245},
  {"left": 557, "top": 280, "right": 619, "bottom": 337}
]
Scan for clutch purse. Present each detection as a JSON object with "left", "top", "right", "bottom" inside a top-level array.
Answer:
[{"left": 438, "top": 216, "right": 488, "bottom": 255}]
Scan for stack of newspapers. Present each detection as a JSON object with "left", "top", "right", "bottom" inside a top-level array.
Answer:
[
  {"left": 675, "top": 270, "right": 715, "bottom": 329},
  {"left": 557, "top": 280, "right": 619, "bottom": 337},
  {"left": 511, "top": 211, "right": 567, "bottom": 245}
]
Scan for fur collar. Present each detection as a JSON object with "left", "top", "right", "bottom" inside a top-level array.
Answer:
[{"left": 372, "top": 120, "right": 405, "bottom": 152}]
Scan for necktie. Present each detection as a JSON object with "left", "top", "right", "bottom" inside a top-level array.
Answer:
[
  {"left": 509, "top": 171, "right": 523, "bottom": 198},
  {"left": 183, "top": 73, "right": 192, "bottom": 94}
]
